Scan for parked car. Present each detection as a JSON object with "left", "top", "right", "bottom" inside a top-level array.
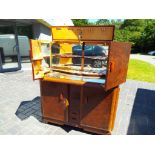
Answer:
[
  {"left": 72, "top": 45, "right": 108, "bottom": 68},
  {"left": 0, "top": 34, "right": 30, "bottom": 57},
  {"left": 148, "top": 50, "right": 155, "bottom": 56}
]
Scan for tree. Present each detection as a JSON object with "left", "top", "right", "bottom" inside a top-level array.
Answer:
[
  {"left": 96, "top": 19, "right": 110, "bottom": 25},
  {"left": 72, "top": 19, "right": 89, "bottom": 26},
  {"left": 72, "top": 19, "right": 155, "bottom": 53},
  {"left": 120, "top": 19, "right": 147, "bottom": 32},
  {"left": 141, "top": 20, "right": 155, "bottom": 51},
  {"left": 116, "top": 19, "right": 148, "bottom": 53}
]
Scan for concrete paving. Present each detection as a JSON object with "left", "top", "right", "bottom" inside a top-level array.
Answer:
[
  {"left": 130, "top": 54, "right": 155, "bottom": 65},
  {"left": 1, "top": 65, "right": 155, "bottom": 135}
]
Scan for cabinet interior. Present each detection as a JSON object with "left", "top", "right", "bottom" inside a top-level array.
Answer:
[
  {"left": 30, "top": 26, "right": 116, "bottom": 85},
  {"left": 47, "top": 42, "right": 109, "bottom": 84}
]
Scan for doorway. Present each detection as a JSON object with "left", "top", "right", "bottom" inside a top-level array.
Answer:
[{"left": 0, "top": 24, "right": 21, "bottom": 72}]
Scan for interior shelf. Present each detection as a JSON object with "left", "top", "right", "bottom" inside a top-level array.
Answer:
[
  {"left": 51, "top": 54, "right": 107, "bottom": 60},
  {"left": 44, "top": 71, "right": 106, "bottom": 86}
]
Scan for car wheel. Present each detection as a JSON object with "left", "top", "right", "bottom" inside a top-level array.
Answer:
[
  {"left": 92, "top": 60, "right": 102, "bottom": 68},
  {"left": 0, "top": 47, "right": 5, "bottom": 63}
]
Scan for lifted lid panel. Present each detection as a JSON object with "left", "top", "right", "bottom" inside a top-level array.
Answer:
[{"left": 51, "top": 26, "right": 115, "bottom": 42}]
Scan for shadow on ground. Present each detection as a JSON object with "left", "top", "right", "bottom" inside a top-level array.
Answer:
[
  {"left": 127, "top": 88, "right": 155, "bottom": 135},
  {"left": 15, "top": 97, "right": 94, "bottom": 135},
  {"left": 15, "top": 97, "right": 42, "bottom": 121}
]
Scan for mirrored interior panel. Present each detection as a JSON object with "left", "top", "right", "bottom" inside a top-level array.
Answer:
[
  {"left": 40, "top": 42, "right": 51, "bottom": 68},
  {"left": 51, "top": 43, "right": 60, "bottom": 64},
  {"left": 48, "top": 43, "right": 109, "bottom": 84},
  {"left": 41, "top": 42, "right": 51, "bottom": 57},
  {"left": 72, "top": 44, "right": 108, "bottom": 68}
]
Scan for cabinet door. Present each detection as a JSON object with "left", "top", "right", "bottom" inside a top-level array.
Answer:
[
  {"left": 68, "top": 85, "right": 81, "bottom": 126},
  {"left": 80, "top": 86, "right": 118, "bottom": 132},
  {"left": 105, "top": 42, "right": 131, "bottom": 90},
  {"left": 30, "top": 40, "right": 51, "bottom": 80},
  {"left": 41, "top": 81, "right": 68, "bottom": 123}
]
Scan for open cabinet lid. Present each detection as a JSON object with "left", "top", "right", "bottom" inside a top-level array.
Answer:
[{"left": 51, "top": 26, "right": 115, "bottom": 42}]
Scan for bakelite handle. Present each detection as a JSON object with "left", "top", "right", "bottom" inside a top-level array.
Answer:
[
  {"left": 59, "top": 93, "right": 64, "bottom": 100},
  {"left": 109, "top": 62, "right": 114, "bottom": 73},
  {"left": 59, "top": 92, "right": 69, "bottom": 107}
]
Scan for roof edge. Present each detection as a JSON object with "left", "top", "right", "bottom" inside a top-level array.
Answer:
[{"left": 36, "top": 19, "right": 51, "bottom": 28}]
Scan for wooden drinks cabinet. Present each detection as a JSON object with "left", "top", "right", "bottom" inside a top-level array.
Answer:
[{"left": 30, "top": 26, "right": 131, "bottom": 134}]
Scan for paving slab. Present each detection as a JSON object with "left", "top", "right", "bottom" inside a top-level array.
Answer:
[{"left": 1, "top": 67, "right": 155, "bottom": 135}]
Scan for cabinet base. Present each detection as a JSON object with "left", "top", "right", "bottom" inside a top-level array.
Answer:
[
  {"left": 42, "top": 117, "right": 111, "bottom": 135},
  {"left": 40, "top": 81, "right": 120, "bottom": 135}
]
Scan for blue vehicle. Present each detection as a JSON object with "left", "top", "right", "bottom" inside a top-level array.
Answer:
[{"left": 72, "top": 45, "right": 108, "bottom": 68}]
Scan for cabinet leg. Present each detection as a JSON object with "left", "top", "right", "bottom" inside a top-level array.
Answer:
[
  {"left": 42, "top": 119, "right": 48, "bottom": 124},
  {"left": 83, "top": 127, "right": 111, "bottom": 135}
]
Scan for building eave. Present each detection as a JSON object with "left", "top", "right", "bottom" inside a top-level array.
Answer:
[{"left": 36, "top": 19, "right": 51, "bottom": 28}]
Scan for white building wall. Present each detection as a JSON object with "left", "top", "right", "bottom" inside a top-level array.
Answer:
[
  {"left": 32, "top": 23, "right": 52, "bottom": 41},
  {"left": 49, "top": 19, "right": 74, "bottom": 26}
]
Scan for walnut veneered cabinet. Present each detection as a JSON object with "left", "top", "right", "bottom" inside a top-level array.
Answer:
[{"left": 30, "top": 26, "right": 131, "bottom": 134}]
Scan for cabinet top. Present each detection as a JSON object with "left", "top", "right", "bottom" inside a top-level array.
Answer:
[{"left": 51, "top": 26, "right": 115, "bottom": 42}]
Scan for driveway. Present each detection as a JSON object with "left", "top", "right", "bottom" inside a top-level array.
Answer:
[
  {"left": 1, "top": 65, "right": 155, "bottom": 135},
  {"left": 130, "top": 54, "right": 155, "bottom": 65}
]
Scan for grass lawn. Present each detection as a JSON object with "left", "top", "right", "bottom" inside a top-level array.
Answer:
[{"left": 127, "top": 59, "right": 155, "bottom": 83}]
